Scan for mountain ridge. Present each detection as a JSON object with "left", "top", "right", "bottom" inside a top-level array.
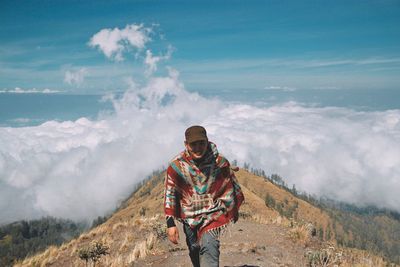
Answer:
[{"left": 11, "top": 168, "right": 400, "bottom": 266}]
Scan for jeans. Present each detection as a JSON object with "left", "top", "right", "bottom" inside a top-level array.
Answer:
[{"left": 183, "top": 223, "right": 220, "bottom": 267}]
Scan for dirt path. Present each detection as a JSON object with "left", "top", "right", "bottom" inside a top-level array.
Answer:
[{"left": 134, "top": 220, "right": 310, "bottom": 267}]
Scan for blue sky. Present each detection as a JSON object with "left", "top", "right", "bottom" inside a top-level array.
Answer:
[{"left": 1, "top": 0, "right": 400, "bottom": 94}]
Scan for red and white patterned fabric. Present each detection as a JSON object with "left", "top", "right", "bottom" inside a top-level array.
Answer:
[{"left": 164, "top": 142, "right": 244, "bottom": 239}]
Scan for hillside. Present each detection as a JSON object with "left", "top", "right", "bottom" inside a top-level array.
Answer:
[
  {"left": 14, "top": 169, "right": 399, "bottom": 267},
  {"left": 0, "top": 217, "right": 84, "bottom": 267}
]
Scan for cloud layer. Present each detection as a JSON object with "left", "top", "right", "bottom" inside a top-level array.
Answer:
[
  {"left": 1, "top": 23, "right": 399, "bottom": 224},
  {"left": 206, "top": 104, "right": 400, "bottom": 210},
  {"left": 1, "top": 68, "right": 400, "bottom": 224}
]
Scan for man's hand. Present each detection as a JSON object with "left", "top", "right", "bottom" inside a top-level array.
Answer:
[
  {"left": 233, "top": 211, "right": 239, "bottom": 223},
  {"left": 167, "top": 226, "right": 179, "bottom": 244},
  {"left": 231, "top": 166, "right": 239, "bottom": 172}
]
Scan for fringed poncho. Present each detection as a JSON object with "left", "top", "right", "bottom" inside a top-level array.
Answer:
[{"left": 164, "top": 142, "right": 244, "bottom": 239}]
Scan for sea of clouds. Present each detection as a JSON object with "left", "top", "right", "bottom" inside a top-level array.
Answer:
[{"left": 1, "top": 24, "right": 399, "bottom": 224}]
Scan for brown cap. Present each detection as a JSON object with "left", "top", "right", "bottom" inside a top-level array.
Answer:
[{"left": 185, "top": 125, "right": 208, "bottom": 143}]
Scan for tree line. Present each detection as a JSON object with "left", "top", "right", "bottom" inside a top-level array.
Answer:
[{"left": 0, "top": 217, "right": 85, "bottom": 267}]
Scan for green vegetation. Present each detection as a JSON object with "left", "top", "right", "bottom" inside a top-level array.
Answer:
[
  {"left": 0, "top": 217, "right": 85, "bottom": 267},
  {"left": 327, "top": 208, "right": 400, "bottom": 264},
  {"left": 264, "top": 193, "right": 276, "bottom": 208},
  {"left": 90, "top": 215, "right": 109, "bottom": 228},
  {"left": 264, "top": 193, "right": 299, "bottom": 219},
  {"left": 248, "top": 166, "right": 400, "bottom": 265}
]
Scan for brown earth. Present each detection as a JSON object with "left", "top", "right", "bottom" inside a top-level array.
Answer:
[{"left": 134, "top": 220, "right": 317, "bottom": 267}]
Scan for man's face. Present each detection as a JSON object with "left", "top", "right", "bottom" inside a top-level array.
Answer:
[{"left": 185, "top": 140, "right": 208, "bottom": 160}]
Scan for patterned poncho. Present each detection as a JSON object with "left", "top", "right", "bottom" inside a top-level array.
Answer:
[{"left": 164, "top": 142, "right": 244, "bottom": 239}]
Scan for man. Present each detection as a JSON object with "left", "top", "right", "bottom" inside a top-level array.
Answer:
[{"left": 164, "top": 125, "right": 244, "bottom": 267}]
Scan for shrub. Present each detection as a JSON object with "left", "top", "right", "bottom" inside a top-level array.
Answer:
[{"left": 78, "top": 241, "right": 109, "bottom": 267}]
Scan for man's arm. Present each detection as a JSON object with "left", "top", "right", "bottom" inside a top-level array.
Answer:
[
  {"left": 228, "top": 163, "right": 244, "bottom": 222},
  {"left": 164, "top": 165, "right": 180, "bottom": 244}
]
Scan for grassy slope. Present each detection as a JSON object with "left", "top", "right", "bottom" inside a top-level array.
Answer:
[{"left": 14, "top": 169, "right": 399, "bottom": 267}]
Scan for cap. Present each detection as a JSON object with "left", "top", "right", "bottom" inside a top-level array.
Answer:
[{"left": 185, "top": 125, "right": 208, "bottom": 143}]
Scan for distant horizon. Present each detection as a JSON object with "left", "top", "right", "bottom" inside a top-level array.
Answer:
[{"left": 1, "top": 86, "right": 400, "bottom": 128}]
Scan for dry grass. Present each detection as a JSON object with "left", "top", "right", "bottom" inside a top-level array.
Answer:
[
  {"left": 289, "top": 224, "right": 314, "bottom": 246},
  {"left": 16, "top": 245, "right": 59, "bottom": 267},
  {"left": 16, "top": 170, "right": 397, "bottom": 267},
  {"left": 237, "top": 169, "right": 338, "bottom": 244},
  {"left": 305, "top": 244, "right": 396, "bottom": 267},
  {"left": 16, "top": 213, "right": 165, "bottom": 267},
  {"left": 305, "top": 244, "right": 344, "bottom": 266}
]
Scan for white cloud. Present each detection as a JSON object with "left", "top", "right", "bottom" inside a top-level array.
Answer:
[
  {"left": 64, "top": 68, "right": 88, "bottom": 87},
  {"left": 264, "top": 85, "right": 297, "bottom": 92},
  {"left": 144, "top": 45, "right": 173, "bottom": 76},
  {"left": 1, "top": 68, "right": 400, "bottom": 224},
  {"left": 88, "top": 24, "right": 152, "bottom": 61},
  {"left": 0, "top": 87, "right": 60, "bottom": 94},
  {"left": 0, "top": 69, "right": 220, "bottom": 223},
  {"left": 205, "top": 104, "right": 400, "bottom": 211},
  {"left": 124, "top": 76, "right": 138, "bottom": 90}
]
